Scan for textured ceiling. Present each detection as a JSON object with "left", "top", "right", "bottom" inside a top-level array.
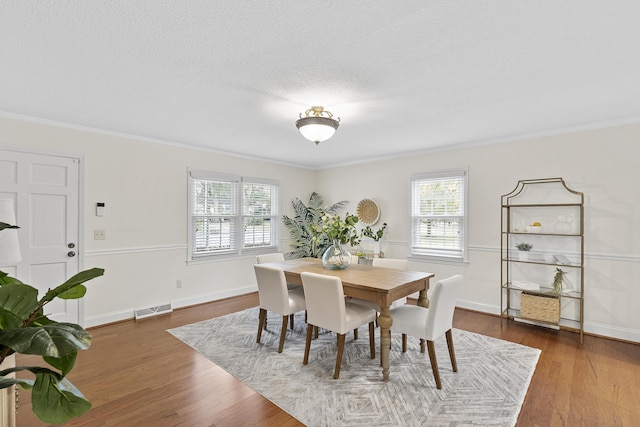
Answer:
[{"left": 1, "top": 1, "right": 640, "bottom": 168}]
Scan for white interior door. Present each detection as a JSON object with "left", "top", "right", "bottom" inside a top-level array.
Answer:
[{"left": 0, "top": 148, "right": 80, "bottom": 323}]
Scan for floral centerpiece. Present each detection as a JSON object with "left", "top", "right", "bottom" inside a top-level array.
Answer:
[{"left": 310, "top": 213, "right": 360, "bottom": 269}]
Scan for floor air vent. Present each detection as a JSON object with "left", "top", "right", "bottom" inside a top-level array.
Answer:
[{"left": 135, "top": 303, "right": 173, "bottom": 320}]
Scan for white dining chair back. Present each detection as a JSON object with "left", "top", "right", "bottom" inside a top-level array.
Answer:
[
  {"left": 256, "top": 252, "right": 285, "bottom": 264},
  {"left": 389, "top": 274, "right": 463, "bottom": 389},
  {"left": 253, "top": 264, "right": 306, "bottom": 353},
  {"left": 372, "top": 258, "right": 409, "bottom": 270},
  {"left": 301, "top": 272, "right": 377, "bottom": 378},
  {"left": 256, "top": 252, "right": 298, "bottom": 291},
  {"left": 424, "top": 275, "right": 461, "bottom": 339}
]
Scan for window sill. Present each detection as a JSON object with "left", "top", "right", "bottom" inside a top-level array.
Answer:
[{"left": 408, "top": 254, "right": 469, "bottom": 266}]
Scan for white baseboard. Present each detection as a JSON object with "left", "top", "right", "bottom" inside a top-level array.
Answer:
[
  {"left": 455, "top": 300, "right": 640, "bottom": 344},
  {"left": 84, "top": 285, "right": 257, "bottom": 328}
]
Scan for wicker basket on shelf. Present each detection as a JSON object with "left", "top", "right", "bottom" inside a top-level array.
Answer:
[{"left": 520, "top": 292, "right": 560, "bottom": 323}]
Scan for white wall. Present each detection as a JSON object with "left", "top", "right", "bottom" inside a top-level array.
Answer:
[
  {"left": 0, "top": 116, "right": 315, "bottom": 326},
  {"left": 316, "top": 124, "right": 640, "bottom": 342},
  {"left": 2, "top": 115, "right": 639, "bottom": 342}
]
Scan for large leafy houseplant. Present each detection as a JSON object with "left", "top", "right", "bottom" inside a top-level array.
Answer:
[
  {"left": 0, "top": 221, "right": 104, "bottom": 424},
  {"left": 282, "top": 192, "right": 348, "bottom": 258}
]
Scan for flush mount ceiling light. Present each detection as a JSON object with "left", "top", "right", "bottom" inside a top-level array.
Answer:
[{"left": 295, "top": 106, "right": 340, "bottom": 145}]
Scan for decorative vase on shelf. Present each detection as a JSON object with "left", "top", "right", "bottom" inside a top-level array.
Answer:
[
  {"left": 322, "top": 239, "right": 352, "bottom": 270},
  {"left": 518, "top": 251, "right": 530, "bottom": 261}
]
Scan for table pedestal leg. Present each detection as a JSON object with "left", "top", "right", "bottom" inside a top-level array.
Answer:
[{"left": 378, "top": 306, "right": 392, "bottom": 381}]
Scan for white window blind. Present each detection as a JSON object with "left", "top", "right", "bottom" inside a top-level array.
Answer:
[
  {"left": 241, "top": 178, "right": 279, "bottom": 250},
  {"left": 190, "top": 172, "right": 239, "bottom": 257},
  {"left": 411, "top": 170, "right": 467, "bottom": 260},
  {"left": 189, "top": 171, "right": 279, "bottom": 260}
]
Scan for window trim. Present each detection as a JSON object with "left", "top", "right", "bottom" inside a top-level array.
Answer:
[
  {"left": 409, "top": 169, "right": 468, "bottom": 262},
  {"left": 188, "top": 170, "right": 280, "bottom": 261}
]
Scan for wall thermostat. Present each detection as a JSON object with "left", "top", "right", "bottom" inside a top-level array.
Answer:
[{"left": 96, "top": 202, "right": 105, "bottom": 216}]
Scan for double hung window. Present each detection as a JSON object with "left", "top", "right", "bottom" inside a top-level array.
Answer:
[
  {"left": 410, "top": 170, "right": 467, "bottom": 261},
  {"left": 189, "top": 170, "right": 279, "bottom": 260}
]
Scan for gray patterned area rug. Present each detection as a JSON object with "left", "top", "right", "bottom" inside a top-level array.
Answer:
[{"left": 168, "top": 307, "right": 540, "bottom": 427}]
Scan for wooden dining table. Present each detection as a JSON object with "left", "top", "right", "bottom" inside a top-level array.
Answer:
[{"left": 265, "top": 257, "right": 434, "bottom": 381}]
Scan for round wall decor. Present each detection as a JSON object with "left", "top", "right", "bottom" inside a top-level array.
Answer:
[{"left": 357, "top": 199, "right": 380, "bottom": 225}]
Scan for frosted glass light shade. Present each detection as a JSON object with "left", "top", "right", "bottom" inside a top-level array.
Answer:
[
  {"left": 295, "top": 106, "right": 340, "bottom": 145},
  {"left": 0, "top": 199, "right": 21, "bottom": 266},
  {"left": 297, "top": 120, "right": 338, "bottom": 144}
]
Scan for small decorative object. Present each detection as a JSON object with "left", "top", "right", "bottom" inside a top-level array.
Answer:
[
  {"left": 516, "top": 242, "right": 533, "bottom": 261},
  {"left": 512, "top": 219, "right": 526, "bottom": 232},
  {"left": 356, "top": 199, "right": 380, "bottom": 225},
  {"left": 552, "top": 268, "right": 566, "bottom": 293},
  {"left": 526, "top": 221, "right": 542, "bottom": 233},
  {"left": 362, "top": 222, "right": 387, "bottom": 257},
  {"left": 310, "top": 213, "right": 360, "bottom": 270}
]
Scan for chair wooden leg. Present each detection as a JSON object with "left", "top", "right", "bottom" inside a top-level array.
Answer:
[
  {"left": 289, "top": 313, "right": 294, "bottom": 329},
  {"left": 257, "top": 308, "right": 267, "bottom": 343},
  {"left": 427, "top": 340, "right": 442, "bottom": 389},
  {"left": 314, "top": 325, "right": 318, "bottom": 339},
  {"left": 368, "top": 322, "right": 376, "bottom": 359},
  {"left": 334, "top": 333, "right": 346, "bottom": 379},
  {"left": 278, "top": 315, "right": 289, "bottom": 353},
  {"left": 445, "top": 329, "right": 458, "bottom": 372},
  {"left": 303, "top": 324, "right": 314, "bottom": 365},
  {"left": 420, "top": 338, "right": 426, "bottom": 354},
  {"left": 402, "top": 333, "right": 407, "bottom": 352},
  {"left": 354, "top": 328, "right": 358, "bottom": 340}
]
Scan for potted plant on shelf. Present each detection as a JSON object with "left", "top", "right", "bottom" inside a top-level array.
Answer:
[
  {"left": 0, "top": 221, "right": 104, "bottom": 425},
  {"left": 516, "top": 242, "right": 533, "bottom": 261},
  {"left": 552, "top": 268, "right": 566, "bottom": 293},
  {"left": 361, "top": 222, "right": 388, "bottom": 257}
]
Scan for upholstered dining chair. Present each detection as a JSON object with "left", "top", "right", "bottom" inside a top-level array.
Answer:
[
  {"left": 256, "top": 252, "right": 298, "bottom": 292},
  {"left": 256, "top": 252, "right": 285, "bottom": 264},
  {"left": 254, "top": 264, "right": 306, "bottom": 353},
  {"left": 300, "top": 272, "right": 377, "bottom": 379},
  {"left": 388, "top": 274, "right": 463, "bottom": 389},
  {"left": 351, "top": 258, "right": 410, "bottom": 311}
]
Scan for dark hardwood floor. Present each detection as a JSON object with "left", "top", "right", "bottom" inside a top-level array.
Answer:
[{"left": 17, "top": 293, "right": 640, "bottom": 426}]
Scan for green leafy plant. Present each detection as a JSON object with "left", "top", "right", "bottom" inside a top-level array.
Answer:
[
  {"left": 516, "top": 242, "right": 533, "bottom": 251},
  {"left": 361, "top": 222, "right": 387, "bottom": 242},
  {"left": 282, "top": 192, "right": 348, "bottom": 258},
  {"left": 309, "top": 213, "right": 361, "bottom": 247},
  {"left": 0, "top": 221, "right": 104, "bottom": 424},
  {"left": 552, "top": 268, "right": 566, "bottom": 293}
]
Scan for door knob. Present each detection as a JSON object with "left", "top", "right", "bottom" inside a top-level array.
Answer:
[
  {"left": 68, "top": 243, "right": 76, "bottom": 248},
  {"left": 67, "top": 251, "right": 76, "bottom": 257}
]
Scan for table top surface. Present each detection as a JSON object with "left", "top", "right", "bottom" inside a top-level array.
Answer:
[{"left": 265, "top": 257, "right": 434, "bottom": 296}]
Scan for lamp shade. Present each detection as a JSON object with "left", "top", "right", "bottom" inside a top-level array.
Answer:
[
  {"left": 0, "top": 199, "right": 21, "bottom": 266},
  {"left": 295, "top": 106, "right": 340, "bottom": 145}
]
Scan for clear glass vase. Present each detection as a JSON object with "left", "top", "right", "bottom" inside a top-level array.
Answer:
[{"left": 321, "top": 239, "right": 352, "bottom": 270}]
